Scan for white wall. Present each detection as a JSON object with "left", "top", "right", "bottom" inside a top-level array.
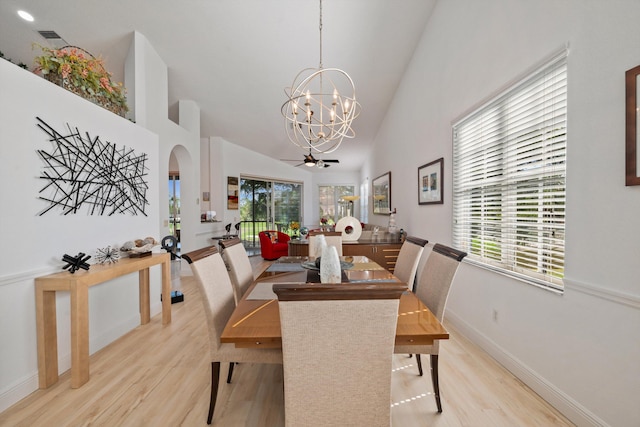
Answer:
[
  {"left": 126, "top": 32, "right": 202, "bottom": 255},
  {"left": 0, "top": 31, "right": 203, "bottom": 413},
  {"left": 0, "top": 59, "right": 160, "bottom": 411},
  {"left": 367, "top": 1, "right": 640, "bottom": 426}
]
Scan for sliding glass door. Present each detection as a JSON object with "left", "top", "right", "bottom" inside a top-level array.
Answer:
[{"left": 240, "top": 177, "right": 302, "bottom": 248}]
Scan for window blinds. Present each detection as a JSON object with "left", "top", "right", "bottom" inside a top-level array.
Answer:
[{"left": 452, "top": 51, "right": 567, "bottom": 290}]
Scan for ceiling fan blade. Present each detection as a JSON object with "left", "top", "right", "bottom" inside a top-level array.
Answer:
[{"left": 323, "top": 159, "right": 340, "bottom": 163}]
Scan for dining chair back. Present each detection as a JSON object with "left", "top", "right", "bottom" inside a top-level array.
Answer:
[
  {"left": 219, "top": 237, "right": 254, "bottom": 304},
  {"left": 393, "top": 236, "right": 428, "bottom": 290},
  {"left": 394, "top": 243, "right": 466, "bottom": 413},
  {"left": 182, "top": 245, "right": 282, "bottom": 424},
  {"left": 274, "top": 282, "right": 405, "bottom": 427},
  {"left": 308, "top": 230, "right": 343, "bottom": 257}
]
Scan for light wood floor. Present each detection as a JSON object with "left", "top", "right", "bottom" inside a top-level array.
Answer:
[{"left": 0, "top": 257, "right": 574, "bottom": 426}]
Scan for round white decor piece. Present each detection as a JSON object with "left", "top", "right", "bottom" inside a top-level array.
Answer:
[{"left": 335, "top": 216, "right": 362, "bottom": 241}]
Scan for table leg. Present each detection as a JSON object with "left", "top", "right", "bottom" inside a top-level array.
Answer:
[
  {"left": 70, "top": 284, "right": 90, "bottom": 388},
  {"left": 139, "top": 268, "right": 150, "bottom": 324},
  {"left": 35, "top": 288, "right": 59, "bottom": 388},
  {"left": 161, "top": 258, "right": 172, "bottom": 325}
]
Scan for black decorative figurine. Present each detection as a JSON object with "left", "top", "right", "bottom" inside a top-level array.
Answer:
[{"left": 62, "top": 253, "right": 91, "bottom": 273}]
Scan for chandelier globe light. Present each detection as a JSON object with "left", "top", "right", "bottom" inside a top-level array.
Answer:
[{"left": 281, "top": 0, "right": 360, "bottom": 154}]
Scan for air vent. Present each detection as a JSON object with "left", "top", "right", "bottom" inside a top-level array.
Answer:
[
  {"left": 37, "top": 30, "right": 68, "bottom": 48},
  {"left": 38, "top": 30, "right": 62, "bottom": 39}
]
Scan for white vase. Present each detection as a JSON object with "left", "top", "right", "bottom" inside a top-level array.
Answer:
[
  {"left": 320, "top": 245, "right": 341, "bottom": 283},
  {"left": 312, "top": 234, "right": 327, "bottom": 258}
]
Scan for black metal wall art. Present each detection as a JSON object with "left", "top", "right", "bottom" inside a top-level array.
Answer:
[{"left": 36, "top": 117, "right": 149, "bottom": 216}]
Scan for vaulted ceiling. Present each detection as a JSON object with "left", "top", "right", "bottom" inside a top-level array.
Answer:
[{"left": 0, "top": 0, "right": 437, "bottom": 172}]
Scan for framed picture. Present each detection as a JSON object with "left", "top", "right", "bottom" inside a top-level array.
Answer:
[
  {"left": 372, "top": 171, "right": 391, "bottom": 214},
  {"left": 626, "top": 64, "right": 640, "bottom": 186},
  {"left": 418, "top": 158, "right": 443, "bottom": 205},
  {"left": 227, "top": 176, "right": 239, "bottom": 209}
]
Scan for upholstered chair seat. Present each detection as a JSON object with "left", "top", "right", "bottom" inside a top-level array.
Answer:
[
  {"left": 394, "top": 243, "right": 466, "bottom": 413},
  {"left": 183, "top": 246, "right": 282, "bottom": 424}
]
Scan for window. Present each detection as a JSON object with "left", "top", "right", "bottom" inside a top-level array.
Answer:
[
  {"left": 318, "top": 185, "right": 355, "bottom": 225},
  {"left": 452, "top": 50, "right": 567, "bottom": 290},
  {"left": 240, "top": 177, "right": 302, "bottom": 247}
]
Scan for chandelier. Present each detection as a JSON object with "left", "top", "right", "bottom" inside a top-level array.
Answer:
[{"left": 281, "top": 0, "right": 360, "bottom": 154}]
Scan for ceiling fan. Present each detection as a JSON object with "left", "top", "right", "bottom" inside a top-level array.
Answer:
[{"left": 281, "top": 150, "right": 340, "bottom": 168}]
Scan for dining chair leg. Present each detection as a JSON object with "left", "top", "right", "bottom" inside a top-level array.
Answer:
[
  {"left": 416, "top": 354, "right": 424, "bottom": 376},
  {"left": 430, "top": 354, "right": 442, "bottom": 413},
  {"left": 208, "top": 361, "right": 221, "bottom": 424},
  {"left": 226, "top": 362, "right": 235, "bottom": 383}
]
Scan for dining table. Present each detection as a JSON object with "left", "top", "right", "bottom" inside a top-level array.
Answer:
[{"left": 220, "top": 255, "right": 449, "bottom": 348}]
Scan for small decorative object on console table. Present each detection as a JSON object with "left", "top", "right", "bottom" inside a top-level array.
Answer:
[
  {"left": 61, "top": 252, "right": 91, "bottom": 273},
  {"left": 121, "top": 237, "right": 158, "bottom": 258},
  {"left": 95, "top": 246, "right": 120, "bottom": 264},
  {"left": 33, "top": 44, "right": 128, "bottom": 117}
]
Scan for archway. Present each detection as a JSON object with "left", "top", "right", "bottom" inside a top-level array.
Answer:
[{"left": 167, "top": 145, "right": 194, "bottom": 255}]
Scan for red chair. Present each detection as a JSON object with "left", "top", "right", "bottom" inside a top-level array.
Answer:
[{"left": 258, "top": 230, "right": 290, "bottom": 260}]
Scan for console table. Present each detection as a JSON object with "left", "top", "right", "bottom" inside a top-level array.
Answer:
[
  {"left": 35, "top": 253, "right": 172, "bottom": 389},
  {"left": 288, "top": 238, "right": 403, "bottom": 272}
]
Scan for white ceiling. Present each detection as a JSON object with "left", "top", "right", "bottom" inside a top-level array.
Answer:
[{"left": 0, "top": 0, "right": 436, "bottom": 172}]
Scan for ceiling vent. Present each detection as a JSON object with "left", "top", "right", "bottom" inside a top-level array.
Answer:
[{"left": 37, "top": 30, "right": 68, "bottom": 48}]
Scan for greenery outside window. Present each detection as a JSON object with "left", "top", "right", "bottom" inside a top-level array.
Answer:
[
  {"left": 452, "top": 50, "right": 567, "bottom": 290},
  {"left": 240, "top": 177, "right": 302, "bottom": 247}
]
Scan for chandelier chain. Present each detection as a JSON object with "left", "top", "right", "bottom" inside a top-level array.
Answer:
[
  {"left": 319, "top": 0, "right": 323, "bottom": 69},
  {"left": 281, "top": 0, "right": 360, "bottom": 155}
]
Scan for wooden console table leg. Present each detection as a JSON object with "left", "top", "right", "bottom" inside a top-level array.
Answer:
[
  {"left": 35, "top": 287, "right": 59, "bottom": 388},
  {"left": 70, "top": 284, "right": 90, "bottom": 389},
  {"left": 139, "top": 268, "right": 150, "bottom": 324},
  {"left": 161, "top": 258, "right": 172, "bottom": 325}
]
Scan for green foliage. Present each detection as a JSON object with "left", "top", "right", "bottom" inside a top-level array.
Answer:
[
  {"left": 0, "top": 50, "right": 28, "bottom": 69},
  {"left": 32, "top": 44, "right": 128, "bottom": 113}
]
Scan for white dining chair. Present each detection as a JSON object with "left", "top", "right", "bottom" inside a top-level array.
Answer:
[
  {"left": 394, "top": 243, "right": 466, "bottom": 413},
  {"left": 219, "top": 237, "right": 255, "bottom": 305},
  {"left": 308, "top": 230, "right": 343, "bottom": 257},
  {"left": 182, "top": 245, "right": 282, "bottom": 424},
  {"left": 274, "top": 282, "right": 405, "bottom": 427},
  {"left": 393, "top": 236, "right": 428, "bottom": 290}
]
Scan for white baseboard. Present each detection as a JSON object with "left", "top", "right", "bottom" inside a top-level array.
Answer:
[
  {"left": 0, "top": 374, "right": 39, "bottom": 413},
  {"left": 445, "top": 310, "right": 609, "bottom": 427},
  {"left": 0, "top": 304, "right": 162, "bottom": 413}
]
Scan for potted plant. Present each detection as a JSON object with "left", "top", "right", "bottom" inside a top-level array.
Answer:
[
  {"left": 33, "top": 44, "right": 128, "bottom": 117},
  {"left": 290, "top": 221, "right": 300, "bottom": 239}
]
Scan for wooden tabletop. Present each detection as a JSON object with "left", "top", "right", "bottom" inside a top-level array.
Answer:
[{"left": 220, "top": 256, "right": 449, "bottom": 348}]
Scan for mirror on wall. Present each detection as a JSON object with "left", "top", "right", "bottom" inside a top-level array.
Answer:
[
  {"left": 625, "top": 65, "right": 640, "bottom": 186},
  {"left": 372, "top": 171, "right": 391, "bottom": 215}
]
